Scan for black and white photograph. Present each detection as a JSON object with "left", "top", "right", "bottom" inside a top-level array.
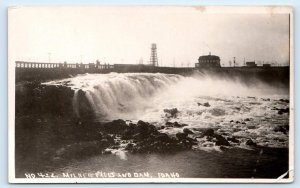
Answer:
[{"left": 8, "top": 6, "right": 294, "bottom": 183}]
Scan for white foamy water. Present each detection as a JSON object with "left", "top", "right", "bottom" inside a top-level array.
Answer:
[{"left": 44, "top": 73, "right": 289, "bottom": 148}]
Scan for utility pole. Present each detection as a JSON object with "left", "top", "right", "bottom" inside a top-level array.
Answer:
[{"left": 233, "top": 57, "right": 236, "bottom": 67}]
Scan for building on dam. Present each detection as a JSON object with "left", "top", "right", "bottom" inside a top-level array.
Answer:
[
  {"left": 246, "top": 61, "right": 257, "bottom": 67},
  {"left": 195, "top": 52, "right": 221, "bottom": 68}
]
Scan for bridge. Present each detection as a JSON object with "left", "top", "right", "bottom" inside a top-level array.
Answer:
[
  {"left": 15, "top": 61, "right": 195, "bottom": 82},
  {"left": 15, "top": 61, "right": 114, "bottom": 70}
]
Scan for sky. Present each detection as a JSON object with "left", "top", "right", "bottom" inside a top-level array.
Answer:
[{"left": 8, "top": 6, "right": 291, "bottom": 67}]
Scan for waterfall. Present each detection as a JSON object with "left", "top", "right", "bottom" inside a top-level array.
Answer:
[
  {"left": 66, "top": 73, "right": 183, "bottom": 120},
  {"left": 44, "top": 72, "right": 287, "bottom": 121}
]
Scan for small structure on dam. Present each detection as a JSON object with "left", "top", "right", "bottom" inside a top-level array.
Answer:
[
  {"left": 246, "top": 61, "right": 257, "bottom": 67},
  {"left": 195, "top": 52, "right": 221, "bottom": 68}
]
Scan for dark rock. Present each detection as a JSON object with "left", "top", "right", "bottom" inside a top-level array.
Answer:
[
  {"left": 219, "top": 146, "right": 229, "bottom": 151},
  {"left": 173, "top": 122, "right": 181, "bottom": 127},
  {"left": 203, "top": 102, "right": 210, "bottom": 107},
  {"left": 178, "top": 139, "right": 193, "bottom": 149},
  {"left": 128, "top": 123, "right": 136, "bottom": 129},
  {"left": 183, "top": 128, "right": 194, "bottom": 134},
  {"left": 244, "top": 118, "right": 251, "bottom": 121},
  {"left": 247, "top": 125, "right": 256, "bottom": 129},
  {"left": 110, "top": 145, "right": 120, "bottom": 149},
  {"left": 132, "top": 133, "right": 143, "bottom": 140},
  {"left": 165, "top": 122, "right": 173, "bottom": 127},
  {"left": 186, "top": 137, "right": 198, "bottom": 145},
  {"left": 236, "top": 121, "right": 240, "bottom": 124},
  {"left": 279, "top": 99, "right": 289, "bottom": 103},
  {"left": 273, "top": 125, "right": 289, "bottom": 134},
  {"left": 202, "top": 129, "right": 214, "bottom": 137},
  {"left": 246, "top": 139, "right": 257, "bottom": 146},
  {"left": 284, "top": 124, "right": 289, "bottom": 131},
  {"left": 105, "top": 134, "right": 115, "bottom": 144},
  {"left": 197, "top": 102, "right": 210, "bottom": 107},
  {"left": 164, "top": 108, "right": 179, "bottom": 118},
  {"left": 155, "top": 133, "right": 171, "bottom": 142},
  {"left": 97, "top": 132, "right": 103, "bottom": 140},
  {"left": 103, "top": 150, "right": 112, "bottom": 154},
  {"left": 121, "top": 129, "right": 133, "bottom": 140},
  {"left": 173, "top": 122, "right": 185, "bottom": 128},
  {"left": 136, "top": 120, "right": 157, "bottom": 136},
  {"left": 230, "top": 120, "right": 234, "bottom": 123},
  {"left": 165, "top": 121, "right": 187, "bottom": 128},
  {"left": 136, "top": 120, "right": 150, "bottom": 134},
  {"left": 176, "top": 132, "right": 188, "bottom": 140},
  {"left": 215, "top": 134, "right": 230, "bottom": 146},
  {"left": 125, "top": 143, "right": 134, "bottom": 150},
  {"left": 103, "top": 119, "right": 128, "bottom": 134},
  {"left": 278, "top": 108, "right": 289, "bottom": 115},
  {"left": 241, "top": 122, "right": 246, "bottom": 125},
  {"left": 227, "top": 137, "right": 240, "bottom": 143},
  {"left": 261, "top": 98, "right": 271, "bottom": 101}
]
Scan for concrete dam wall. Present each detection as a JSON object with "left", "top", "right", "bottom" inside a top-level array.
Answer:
[{"left": 14, "top": 61, "right": 290, "bottom": 88}]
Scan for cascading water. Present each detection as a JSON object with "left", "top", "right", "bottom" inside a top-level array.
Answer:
[
  {"left": 45, "top": 73, "right": 183, "bottom": 120},
  {"left": 44, "top": 72, "right": 289, "bottom": 148},
  {"left": 81, "top": 73, "right": 183, "bottom": 120}
]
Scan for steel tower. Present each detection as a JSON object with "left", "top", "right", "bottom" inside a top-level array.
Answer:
[{"left": 150, "top": 43, "right": 158, "bottom": 66}]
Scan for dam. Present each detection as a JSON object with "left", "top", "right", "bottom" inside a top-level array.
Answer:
[{"left": 15, "top": 60, "right": 290, "bottom": 87}]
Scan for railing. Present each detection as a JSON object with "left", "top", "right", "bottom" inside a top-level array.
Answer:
[{"left": 15, "top": 61, "right": 114, "bottom": 70}]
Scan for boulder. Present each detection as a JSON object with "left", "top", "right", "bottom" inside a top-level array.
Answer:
[
  {"left": 245, "top": 139, "right": 257, "bottom": 146},
  {"left": 103, "top": 119, "right": 128, "bottom": 134},
  {"left": 165, "top": 122, "right": 174, "bottom": 127},
  {"left": 136, "top": 120, "right": 157, "bottom": 135},
  {"left": 164, "top": 108, "right": 179, "bottom": 118},
  {"left": 125, "top": 143, "right": 134, "bottom": 150},
  {"left": 203, "top": 102, "right": 210, "bottom": 107},
  {"left": 273, "top": 125, "right": 289, "bottom": 134},
  {"left": 279, "top": 99, "right": 289, "bottom": 103},
  {"left": 247, "top": 125, "right": 256, "bottom": 129},
  {"left": 121, "top": 129, "right": 133, "bottom": 140},
  {"left": 165, "top": 121, "right": 187, "bottom": 128},
  {"left": 155, "top": 133, "right": 171, "bottom": 143},
  {"left": 214, "top": 134, "right": 230, "bottom": 146},
  {"left": 197, "top": 102, "right": 210, "bottom": 107},
  {"left": 278, "top": 108, "right": 289, "bottom": 115},
  {"left": 183, "top": 128, "right": 194, "bottom": 134},
  {"left": 176, "top": 132, "right": 188, "bottom": 140},
  {"left": 202, "top": 129, "right": 214, "bottom": 137},
  {"left": 227, "top": 136, "right": 240, "bottom": 143}
]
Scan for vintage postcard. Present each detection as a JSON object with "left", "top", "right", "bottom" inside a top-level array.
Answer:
[{"left": 8, "top": 6, "right": 294, "bottom": 183}]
